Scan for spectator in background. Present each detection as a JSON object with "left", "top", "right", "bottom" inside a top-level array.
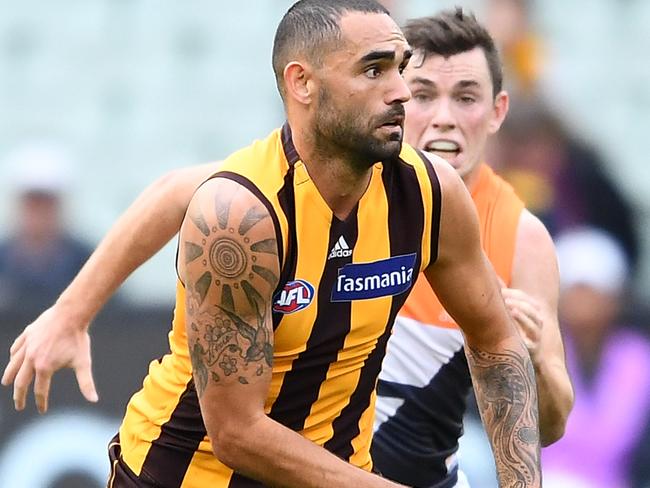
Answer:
[
  {"left": 0, "top": 143, "right": 92, "bottom": 315},
  {"left": 485, "top": 0, "right": 543, "bottom": 98},
  {"left": 542, "top": 227, "right": 650, "bottom": 488},
  {"left": 488, "top": 103, "right": 640, "bottom": 271}
]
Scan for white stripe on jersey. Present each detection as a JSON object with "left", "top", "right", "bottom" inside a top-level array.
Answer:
[
  {"left": 374, "top": 316, "right": 465, "bottom": 431},
  {"left": 373, "top": 395, "right": 405, "bottom": 428},
  {"left": 379, "top": 316, "right": 464, "bottom": 387}
]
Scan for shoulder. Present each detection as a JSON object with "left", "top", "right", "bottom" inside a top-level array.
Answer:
[
  {"left": 417, "top": 150, "right": 466, "bottom": 197},
  {"left": 511, "top": 209, "right": 558, "bottom": 284},
  {"left": 179, "top": 177, "right": 281, "bottom": 278},
  {"left": 190, "top": 176, "right": 268, "bottom": 215},
  {"left": 516, "top": 210, "right": 554, "bottom": 253},
  {"left": 218, "top": 128, "right": 286, "bottom": 175},
  {"left": 213, "top": 128, "right": 291, "bottom": 207},
  {"left": 478, "top": 164, "right": 525, "bottom": 208}
]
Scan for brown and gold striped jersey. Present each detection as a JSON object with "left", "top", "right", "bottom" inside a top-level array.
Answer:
[{"left": 116, "top": 124, "right": 442, "bottom": 487}]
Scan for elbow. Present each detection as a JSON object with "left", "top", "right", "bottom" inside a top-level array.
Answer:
[
  {"left": 152, "top": 169, "right": 180, "bottom": 191},
  {"left": 209, "top": 416, "right": 263, "bottom": 472},
  {"left": 211, "top": 422, "right": 246, "bottom": 470},
  {"left": 151, "top": 169, "right": 195, "bottom": 219},
  {"left": 540, "top": 388, "right": 575, "bottom": 447},
  {"left": 540, "top": 423, "right": 566, "bottom": 447}
]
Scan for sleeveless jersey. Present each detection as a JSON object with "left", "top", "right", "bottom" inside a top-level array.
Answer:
[
  {"left": 372, "top": 164, "right": 525, "bottom": 488},
  {"left": 116, "top": 124, "right": 442, "bottom": 487}
]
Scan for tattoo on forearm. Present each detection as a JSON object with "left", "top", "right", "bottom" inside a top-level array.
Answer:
[
  {"left": 185, "top": 196, "right": 278, "bottom": 398},
  {"left": 466, "top": 346, "right": 541, "bottom": 486}
]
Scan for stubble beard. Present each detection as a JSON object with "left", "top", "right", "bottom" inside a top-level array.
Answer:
[{"left": 313, "top": 88, "right": 403, "bottom": 173}]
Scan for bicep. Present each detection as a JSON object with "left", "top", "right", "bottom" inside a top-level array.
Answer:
[
  {"left": 511, "top": 210, "right": 564, "bottom": 362},
  {"left": 154, "top": 162, "right": 222, "bottom": 225},
  {"left": 117, "top": 162, "right": 221, "bottom": 248},
  {"left": 178, "top": 177, "right": 280, "bottom": 429}
]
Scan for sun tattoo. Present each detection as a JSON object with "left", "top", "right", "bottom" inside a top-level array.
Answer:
[{"left": 184, "top": 189, "right": 280, "bottom": 396}]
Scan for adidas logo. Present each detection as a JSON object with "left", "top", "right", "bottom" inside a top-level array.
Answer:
[{"left": 328, "top": 236, "right": 353, "bottom": 259}]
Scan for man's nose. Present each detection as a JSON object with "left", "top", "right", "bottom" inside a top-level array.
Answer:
[{"left": 430, "top": 98, "right": 456, "bottom": 131}]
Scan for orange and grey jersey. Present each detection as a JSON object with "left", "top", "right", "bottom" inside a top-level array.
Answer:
[
  {"left": 116, "top": 124, "right": 442, "bottom": 487},
  {"left": 372, "top": 163, "right": 525, "bottom": 488}
]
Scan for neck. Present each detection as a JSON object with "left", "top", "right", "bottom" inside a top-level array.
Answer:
[
  {"left": 291, "top": 123, "right": 374, "bottom": 220},
  {"left": 463, "top": 163, "right": 484, "bottom": 194}
]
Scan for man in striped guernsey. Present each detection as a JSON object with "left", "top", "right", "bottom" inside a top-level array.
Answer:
[
  {"left": 371, "top": 10, "right": 574, "bottom": 488},
  {"left": 3, "top": 2, "right": 543, "bottom": 487}
]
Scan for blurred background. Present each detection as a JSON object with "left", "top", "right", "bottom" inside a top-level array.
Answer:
[{"left": 0, "top": 1, "right": 648, "bottom": 487}]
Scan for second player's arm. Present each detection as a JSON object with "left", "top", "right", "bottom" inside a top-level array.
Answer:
[
  {"left": 2, "top": 163, "right": 216, "bottom": 412},
  {"left": 54, "top": 162, "right": 217, "bottom": 324},
  {"left": 506, "top": 209, "right": 573, "bottom": 445},
  {"left": 423, "top": 160, "right": 541, "bottom": 487},
  {"left": 179, "top": 177, "right": 404, "bottom": 488}
]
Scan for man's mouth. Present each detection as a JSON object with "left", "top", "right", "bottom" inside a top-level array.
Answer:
[
  {"left": 380, "top": 115, "right": 405, "bottom": 128},
  {"left": 423, "top": 140, "right": 461, "bottom": 161},
  {"left": 424, "top": 140, "right": 460, "bottom": 153}
]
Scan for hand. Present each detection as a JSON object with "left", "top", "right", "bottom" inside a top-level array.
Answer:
[
  {"left": 1, "top": 305, "right": 98, "bottom": 413},
  {"left": 501, "top": 287, "right": 544, "bottom": 364}
]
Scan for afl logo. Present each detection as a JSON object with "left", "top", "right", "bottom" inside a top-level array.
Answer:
[{"left": 273, "top": 280, "right": 315, "bottom": 314}]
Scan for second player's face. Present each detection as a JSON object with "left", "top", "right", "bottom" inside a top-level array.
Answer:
[
  {"left": 312, "top": 12, "right": 412, "bottom": 167},
  {"left": 403, "top": 47, "right": 508, "bottom": 182}
]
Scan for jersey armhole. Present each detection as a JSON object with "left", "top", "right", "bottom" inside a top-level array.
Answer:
[{"left": 415, "top": 149, "right": 442, "bottom": 265}]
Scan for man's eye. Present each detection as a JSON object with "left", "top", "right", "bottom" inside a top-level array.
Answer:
[
  {"left": 458, "top": 96, "right": 476, "bottom": 104},
  {"left": 365, "top": 67, "right": 381, "bottom": 79},
  {"left": 413, "top": 93, "right": 432, "bottom": 103}
]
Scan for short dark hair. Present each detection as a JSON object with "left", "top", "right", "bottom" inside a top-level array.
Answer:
[
  {"left": 403, "top": 8, "right": 503, "bottom": 97},
  {"left": 272, "top": 0, "right": 389, "bottom": 99}
]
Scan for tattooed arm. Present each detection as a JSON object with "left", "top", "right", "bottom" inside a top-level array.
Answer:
[
  {"left": 179, "top": 177, "right": 405, "bottom": 488},
  {"left": 423, "top": 160, "right": 541, "bottom": 487},
  {"left": 2, "top": 163, "right": 216, "bottom": 412},
  {"left": 504, "top": 210, "right": 573, "bottom": 446}
]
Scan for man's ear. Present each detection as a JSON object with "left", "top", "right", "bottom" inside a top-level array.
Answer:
[
  {"left": 283, "top": 61, "right": 314, "bottom": 105},
  {"left": 488, "top": 90, "right": 509, "bottom": 134}
]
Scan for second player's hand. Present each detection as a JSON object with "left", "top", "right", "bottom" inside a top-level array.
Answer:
[
  {"left": 1, "top": 305, "right": 98, "bottom": 413},
  {"left": 501, "top": 287, "right": 544, "bottom": 363}
]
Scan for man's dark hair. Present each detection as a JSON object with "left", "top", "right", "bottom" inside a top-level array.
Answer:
[
  {"left": 272, "top": 0, "right": 389, "bottom": 99},
  {"left": 403, "top": 7, "right": 503, "bottom": 97}
]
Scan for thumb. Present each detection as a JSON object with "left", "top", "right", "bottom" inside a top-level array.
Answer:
[{"left": 75, "top": 363, "right": 99, "bottom": 403}]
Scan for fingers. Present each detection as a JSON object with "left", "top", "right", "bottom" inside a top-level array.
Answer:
[
  {"left": 2, "top": 344, "right": 26, "bottom": 387},
  {"left": 9, "top": 332, "right": 26, "bottom": 355},
  {"left": 75, "top": 363, "right": 99, "bottom": 404},
  {"left": 12, "top": 359, "right": 35, "bottom": 411},
  {"left": 505, "top": 297, "right": 543, "bottom": 328},
  {"left": 509, "top": 307, "right": 541, "bottom": 342},
  {"left": 33, "top": 369, "right": 52, "bottom": 414},
  {"left": 501, "top": 288, "right": 541, "bottom": 310}
]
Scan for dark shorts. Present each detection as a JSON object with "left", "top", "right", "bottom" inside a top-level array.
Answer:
[{"left": 107, "top": 434, "right": 159, "bottom": 488}]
